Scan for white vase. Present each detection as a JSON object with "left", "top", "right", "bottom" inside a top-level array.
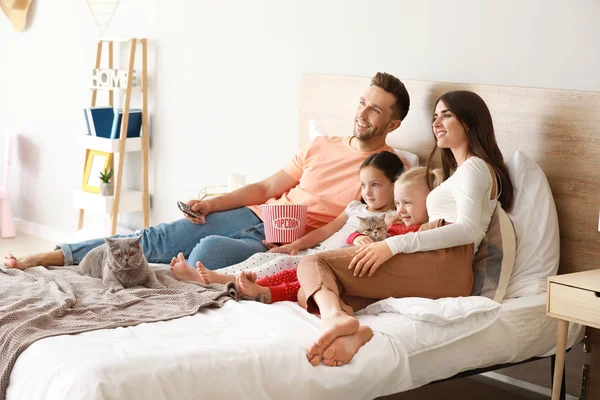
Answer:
[{"left": 100, "top": 182, "right": 114, "bottom": 196}]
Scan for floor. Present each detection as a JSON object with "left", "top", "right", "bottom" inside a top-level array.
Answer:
[
  {"left": 0, "top": 233, "right": 54, "bottom": 256},
  {"left": 2, "top": 233, "right": 555, "bottom": 400},
  {"left": 379, "top": 375, "right": 550, "bottom": 399}
]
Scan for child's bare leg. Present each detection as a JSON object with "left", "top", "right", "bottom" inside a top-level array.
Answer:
[
  {"left": 170, "top": 252, "right": 204, "bottom": 283},
  {"left": 196, "top": 261, "right": 235, "bottom": 285},
  {"left": 236, "top": 272, "right": 271, "bottom": 303},
  {"left": 4, "top": 249, "right": 64, "bottom": 270}
]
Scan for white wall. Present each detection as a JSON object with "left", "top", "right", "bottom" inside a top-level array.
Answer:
[{"left": 1, "top": 0, "right": 598, "bottom": 241}]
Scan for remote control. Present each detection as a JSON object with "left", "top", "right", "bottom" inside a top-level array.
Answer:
[{"left": 177, "top": 200, "right": 204, "bottom": 219}]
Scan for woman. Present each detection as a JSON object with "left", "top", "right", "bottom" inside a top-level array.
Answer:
[{"left": 296, "top": 90, "right": 514, "bottom": 367}]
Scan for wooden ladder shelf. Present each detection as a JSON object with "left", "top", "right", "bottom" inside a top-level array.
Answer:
[{"left": 76, "top": 38, "right": 150, "bottom": 235}]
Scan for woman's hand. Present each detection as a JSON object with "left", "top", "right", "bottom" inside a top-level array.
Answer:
[
  {"left": 265, "top": 242, "right": 301, "bottom": 255},
  {"left": 184, "top": 200, "right": 212, "bottom": 224},
  {"left": 349, "top": 241, "right": 393, "bottom": 277},
  {"left": 353, "top": 236, "right": 374, "bottom": 246}
]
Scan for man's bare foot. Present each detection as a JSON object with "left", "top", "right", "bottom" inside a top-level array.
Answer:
[
  {"left": 4, "top": 249, "right": 64, "bottom": 270},
  {"left": 236, "top": 272, "right": 271, "bottom": 301},
  {"left": 321, "top": 325, "right": 373, "bottom": 367},
  {"left": 169, "top": 252, "right": 203, "bottom": 283},
  {"left": 306, "top": 312, "right": 360, "bottom": 366},
  {"left": 4, "top": 253, "right": 35, "bottom": 270},
  {"left": 196, "top": 261, "right": 235, "bottom": 285}
]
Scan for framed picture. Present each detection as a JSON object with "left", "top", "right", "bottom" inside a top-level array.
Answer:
[{"left": 82, "top": 150, "right": 113, "bottom": 193}]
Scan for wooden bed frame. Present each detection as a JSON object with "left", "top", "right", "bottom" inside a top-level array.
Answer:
[{"left": 299, "top": 74, "right": 600, "bottom": 398}]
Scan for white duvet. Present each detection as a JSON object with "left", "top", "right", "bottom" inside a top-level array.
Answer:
[{"left": 7, "top": 296, "right": 500, "bottom": 400}]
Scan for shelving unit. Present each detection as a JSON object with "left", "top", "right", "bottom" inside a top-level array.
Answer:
[{"left": 75, "top": 38, "right": 150, "bottom": 235}]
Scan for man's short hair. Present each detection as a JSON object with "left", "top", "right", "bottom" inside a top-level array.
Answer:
[{"left": 370, "top": 72, "right": 410, "bottom": 121}]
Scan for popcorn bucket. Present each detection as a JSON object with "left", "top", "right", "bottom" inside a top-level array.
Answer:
[{"left": 260, "top": 204, "right": 308, "bottom": 244}]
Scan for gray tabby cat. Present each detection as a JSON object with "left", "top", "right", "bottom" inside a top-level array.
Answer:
[
  {"left": 356, "top": 215, "right": 388, "bottom": 242},
  {"left": 79, "top": 236, "right": 164, "bottom": 292}
]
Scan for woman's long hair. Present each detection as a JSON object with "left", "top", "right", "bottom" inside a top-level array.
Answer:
[{"left": 425, "top": 90, "right": 514, "bottom": 211}]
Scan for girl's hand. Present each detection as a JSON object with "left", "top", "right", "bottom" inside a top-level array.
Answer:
[
  {"left": 349, "top": 241, "right": 393, "bottom": 277},
  {"left": 353, "top": 236, "right": 374, "bottom": 246},
  {"left": 266, "top": 242, "right": 300, "bottom": 255}
]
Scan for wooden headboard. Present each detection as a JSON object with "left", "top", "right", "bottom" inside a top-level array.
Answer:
[{"left": 299, "top": 74, "right": 600, "bottom": 274}]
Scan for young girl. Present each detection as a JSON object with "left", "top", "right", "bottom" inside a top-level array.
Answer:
[
  {"left": 170, "top": 150, "right": 403, "bottom": 289},
  {"left": 180, "top": 166, "right": 443, "bottom": 305}
]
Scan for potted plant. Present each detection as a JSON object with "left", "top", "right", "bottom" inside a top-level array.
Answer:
[{"left": 99, "top": 168, "right": 114, "bottom": 196}]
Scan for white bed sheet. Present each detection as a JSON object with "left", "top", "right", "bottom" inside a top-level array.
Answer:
[
  {"left": 6, "top": 293, "right": 581, "bottom": 400},
  {"left": 409, "top": 293, "right": 584, "bottom": 388}
]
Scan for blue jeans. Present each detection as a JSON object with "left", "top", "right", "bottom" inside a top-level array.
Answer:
[{"left": 57, "top": 207, "right": 268, "bottom": 270}]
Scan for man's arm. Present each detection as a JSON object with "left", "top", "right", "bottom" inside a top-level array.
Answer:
[{"left": 192, "top": 169, "right": 299, "bottom": 216}]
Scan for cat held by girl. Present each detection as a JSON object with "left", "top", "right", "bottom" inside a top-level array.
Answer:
[{"left": 355, "top": 215, "right": 388, "bottom": 242}]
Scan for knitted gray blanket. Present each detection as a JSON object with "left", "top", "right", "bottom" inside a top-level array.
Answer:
[{"left": 0, "top": 264, "right": 235, "bottom": 400}]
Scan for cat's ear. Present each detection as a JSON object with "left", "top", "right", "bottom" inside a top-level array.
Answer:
[
  {"left": 134, "top": 236, "right": 142, "bottom": 245},
  {"left": 105, "top": 237, "right": 116, "bottom": 247},
  {"left": 357, "top": 216, "right": 365, "bottom": 222}
]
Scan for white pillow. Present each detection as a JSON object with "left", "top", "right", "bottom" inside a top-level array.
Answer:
[
  {"left": 504, "top": 151, "right": 560, "bottom": 298},
  {"left": 394, "top": 149, "right": 420, "bottom": 168},
  {"left": 308, "top": 118, "right": 419, "bottom": 168},
  {"left": 359, "top": 296, "right": 500, "bottom": 326},
  {"left": 308, "top": 118, "right": 327, "bottom": 140}
]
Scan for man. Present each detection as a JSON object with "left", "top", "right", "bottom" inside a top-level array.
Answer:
[{"left": 5, "top": 72, "right": 410, "bottom": 271}]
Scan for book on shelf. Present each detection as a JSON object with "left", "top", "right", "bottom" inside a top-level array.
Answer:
[
  {"left": 84, "top": 106, "right": 114, "bottom": 138},
  {"left": 110, "top": 108, "right": 142, "bottom": 139},
  {"left": 83, "top": 107, "right": 142, "bottom": 139},
  {"left": 83, "top": 109, "right": 92, "bottom": 137}
]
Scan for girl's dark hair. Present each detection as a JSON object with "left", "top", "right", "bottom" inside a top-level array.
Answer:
[
  {"left": 425, "top": 90, "right": 514, "bottom": 211},
  {"left": 361, "top": 150, "right": 405, "bottom": 182}
]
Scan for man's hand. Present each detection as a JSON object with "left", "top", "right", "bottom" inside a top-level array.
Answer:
[
  {"left": 184, "top": 199, "right": 212, "bottom": 224},
  {"left": 349, "top": 241, "right": 393, "bottom": 277},
  {"left": 353, "top": 236, "right": 374, "bottom": 246}
]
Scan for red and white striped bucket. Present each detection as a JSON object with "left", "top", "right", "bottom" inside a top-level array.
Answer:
[{"left": 260, "top": 204, "right": 307, "bottom": 244}]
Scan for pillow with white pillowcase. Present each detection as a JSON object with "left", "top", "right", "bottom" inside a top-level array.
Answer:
[
  {"left": 309, "top": 118, "right": 419, "bottom": 168},
  {"left": 503, "top": 151, "right": 560, "bottom": 298}
]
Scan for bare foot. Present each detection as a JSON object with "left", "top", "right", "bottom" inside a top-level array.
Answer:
[
  {"left": 236, "top": 272, "right": 270, "bottom": 301},
  {"left": 4, "top": 250, "right": 63, "bottom": 270},
  {"left": 169, "top": 252, "right": 203, "bottom": 283},
  {"left": 321, "top": 325, "right": 373, "bottom": 367},
  {"left": 196, "top": 261, "right": 235, "bottom": 285},
  {"left": 4, "top": 253, "right": 34, "bottom": 270},
  {"left": 306, "top": 312, "right": 360, "bottom": 366}
]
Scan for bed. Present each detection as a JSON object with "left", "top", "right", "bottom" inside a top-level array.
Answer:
[{"left": 4, "top": 75, "right": 600, "bottom": 400}]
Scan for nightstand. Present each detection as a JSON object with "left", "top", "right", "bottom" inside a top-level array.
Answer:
[{"left": 547, "top": 269, "right": 600, "bottom": 400}]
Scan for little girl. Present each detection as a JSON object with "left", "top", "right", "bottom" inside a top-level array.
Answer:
[
  {"left": 171, "top": 152, "right": 442, "bottom": 303},
  {"left": 174, "top": 165, "right": 444, "bottom": 305},
  {"left": 170, "top": 151, "right": 400, "bottom": 275},
  {"left": 235, "top": 166, "right": 444, "bottom": 303},
  {"left": 171, "top": 151, "right": 401, "bottom": 278}
]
